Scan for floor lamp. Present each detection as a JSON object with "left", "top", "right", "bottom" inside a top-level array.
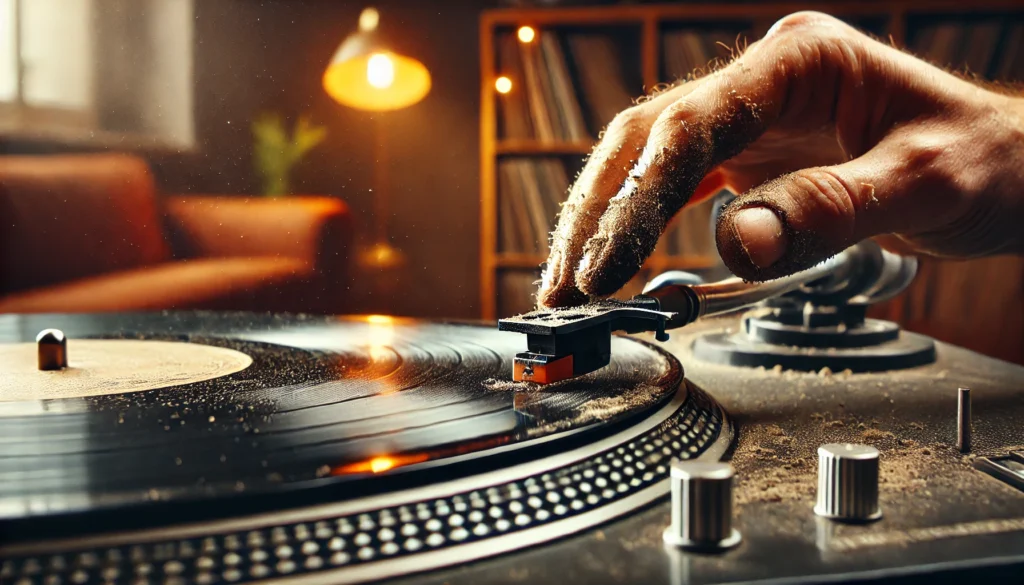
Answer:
[{"left": 322, "top": 7, "right": 431, "bottom": 272}]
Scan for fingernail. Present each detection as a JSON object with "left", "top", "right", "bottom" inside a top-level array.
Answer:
[{"left": 733, "top": 207, "right": 787, "bottom": 268}]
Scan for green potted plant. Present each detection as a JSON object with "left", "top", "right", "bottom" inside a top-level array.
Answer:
[
  {"left": 164, "top": 111, "right": 351, "bottom": 313},
  {"left": 251, "top": 112, "right": 328, "bottom": 197}
]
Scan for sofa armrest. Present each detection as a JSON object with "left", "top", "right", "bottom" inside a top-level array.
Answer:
[
  {"left": 163, "top": 195, "right": 353, "bottom": 279},
  {"left": 0, "top": 154, "right": 169, "bottom": 295}
]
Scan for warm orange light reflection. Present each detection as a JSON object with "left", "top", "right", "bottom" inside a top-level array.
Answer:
[
  {"left": 370, "top": 456, "right": 396, "bottom": 473},
  {"left": 331, "top": 435, "right": 515, "bottom": 477},
  {"left": 495, "top": 76, "right": 512, "bottom": 94},
  {"left": 517, "top": 26, "right": 536, "bottom": 43},
  {"left": 366, "top": 314, "right": 395, "bottom": 363},
  {"left": 333, "top": 452, "right": 430, "bottom": 475}
]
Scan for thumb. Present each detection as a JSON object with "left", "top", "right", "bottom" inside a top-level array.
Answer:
[{"left": 716, "top": 152, "right": 914, "bottom": 281}]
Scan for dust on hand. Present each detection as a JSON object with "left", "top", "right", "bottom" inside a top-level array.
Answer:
[{"left": 577, "top": 90, "right": 769, "bottom": 297}]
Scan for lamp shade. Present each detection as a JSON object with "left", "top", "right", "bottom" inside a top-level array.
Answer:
[{"left": 323, "top": 10, "right": 431, "bottom": 112}]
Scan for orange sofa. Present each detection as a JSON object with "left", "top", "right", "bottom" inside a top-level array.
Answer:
[{"left": 0, "top": 154, "right": 353, "bottom": 314}]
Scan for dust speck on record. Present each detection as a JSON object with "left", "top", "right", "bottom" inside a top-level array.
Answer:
[{"left": 482, "top": 378, "right": 541, "bottom": 392}]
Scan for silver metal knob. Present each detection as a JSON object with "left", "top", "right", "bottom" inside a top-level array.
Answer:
[
  {"left": 814, "top": 443, "right": 882, "bottom": 522},
  {"left": 663, "top": 461, "right": 741, "bottom": 551},
  {"left": 36, "top": 329, "right": 68, "bottom": 371}
]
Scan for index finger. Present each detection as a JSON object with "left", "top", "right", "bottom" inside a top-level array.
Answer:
[{"left": 537, "top": 79, "right": 711, "bottom": 307}]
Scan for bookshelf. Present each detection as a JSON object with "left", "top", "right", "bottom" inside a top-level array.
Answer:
[{"left": 480, "top": 1, "right": 1024, "bottom": 320}]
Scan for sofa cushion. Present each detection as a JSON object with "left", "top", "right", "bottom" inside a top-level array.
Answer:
[
  {"left": 0, "top": 257, "right": 313, "bottom": 313},
  {"left": 0, "top": 154, "right": 170, "bottom": 294}
]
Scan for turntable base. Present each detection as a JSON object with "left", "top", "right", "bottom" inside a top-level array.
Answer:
[{"left": 2, "top": 312, "right": 1023, "bottom": 585}]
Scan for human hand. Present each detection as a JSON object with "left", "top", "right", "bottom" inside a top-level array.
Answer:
[{"left": 538, "top": 11, "right": 1024, "bottom": 308}]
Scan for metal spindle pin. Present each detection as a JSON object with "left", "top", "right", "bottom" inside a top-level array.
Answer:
[
  {"left": 663, "top": 461, "right": 741, "bottom": 551},
  {"left": 958, "top": 387, "right": 972, "bottom": 453},
  {"left": 814, "top": 443, "right": 882, "bottom": 522},
  {"left": 36, "top": 329, "right": 68, "bottom": 371}
]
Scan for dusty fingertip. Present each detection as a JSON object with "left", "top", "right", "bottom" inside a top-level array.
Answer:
[
  {"left": 537, "top": 251, "right": 584, "bottom": 308},
  {"left": 536, "top": 282, "right": 588, "bottom": 309},
  {"left": 575, "top": 238, "right": 638, "bottom": 298}
]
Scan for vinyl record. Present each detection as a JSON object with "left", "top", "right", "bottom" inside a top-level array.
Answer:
[{"left": 0, "top": 312, "right": 683, "bottom": 537}]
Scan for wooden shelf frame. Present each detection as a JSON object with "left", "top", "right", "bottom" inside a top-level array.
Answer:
[
  {"left": 479, "top": 0, "right": 1024, "bottom": 319},
  {"left": 495, "top": 139, "right": 594, "bottom": 156}
]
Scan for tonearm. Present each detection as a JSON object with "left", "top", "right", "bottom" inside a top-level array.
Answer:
[{"left": 498, "top": 240, "right": 933, "bottom": 383}]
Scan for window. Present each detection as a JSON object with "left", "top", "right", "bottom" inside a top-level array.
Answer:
[
  {"left": 0, "top": 0, "right": 20, "bottom": 103},
  {"left": 0, "top": 0, "right": 195, "bottom": 149}
]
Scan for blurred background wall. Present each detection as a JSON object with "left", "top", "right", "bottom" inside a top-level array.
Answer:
[{"left": 2, "top": 0, "right": 492, "bottom": 319}]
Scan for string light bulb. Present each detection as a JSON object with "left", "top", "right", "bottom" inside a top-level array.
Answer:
[
  {"left": 495, "top": 76, "right": 512, "bottom": 94},
  {"left": 517, "top": 25, "right": 536, "bottom": 43}
]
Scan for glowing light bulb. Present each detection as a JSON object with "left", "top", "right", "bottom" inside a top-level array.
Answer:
[
  {"left": 367, "top": 53, "right": 394, "bottom": 89},
  {"left": 359, "top": 7, "right": 380, "bottom": 32},
  {"left": 495, "top": 76, "right": 512, "bottom": 94},
  {"left": 517, "top": 26, "right": 536, "bottom": 43}
]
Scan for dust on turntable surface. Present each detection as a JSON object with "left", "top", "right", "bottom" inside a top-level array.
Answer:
[{"left": 0, "top": 312, "right": 731, "bottom": 583}]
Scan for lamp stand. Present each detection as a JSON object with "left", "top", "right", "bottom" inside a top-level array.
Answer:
[{"left": 358, "top": 113, "right": 407, "bottom": 271}]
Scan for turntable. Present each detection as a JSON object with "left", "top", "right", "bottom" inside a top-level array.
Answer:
[{"left": 1, "top": 242, "right": 1023, "bottom": 585}]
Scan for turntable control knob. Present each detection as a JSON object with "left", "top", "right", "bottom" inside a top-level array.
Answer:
[
  {"left": 36, "top": 329, "right": 68, "bottom": 371},
  {"left": 662, "top": 461, "right": 741, "bottom": 551},
  {"left": 814, "top": 443, "right": 882, "bottom": 522}
]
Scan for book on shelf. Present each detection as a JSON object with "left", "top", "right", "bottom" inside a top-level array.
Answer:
[
  {"left": 516, "top": 159, "right": 553, "bottom": 254},
  {"left": 517, "top": 31, "right": 558, "bottom": 141},
  {"left": 960, "top": 21, "right": 1001, "bottom": 78},
  {"left": 995, "top": 23, "right": 1024, "bottom": 81},
  {"left": 497, "top": 158, "right": 571, "bottom": 255},
  {"left": 498, "top": 160, "right": 536, "bottom": 254},
  {"left": 925, "top": 23, "right": 964, "bottom": 69},
  {"left": 540, "top": 32, "right": 589, "bottom": 141},
  {"left": 565, "top": 33, "right": 634, "bottom": 133},
  {"left": 498, "top": 30, "right": 636, "bottom": 141},
  {"left": 497, "top": 269, "right": 540, "bottom": 317},
  {"left": 497, "top": 162, "right": 524, "bottom": 254},
  {"left": 497, "top": 33, "right": 534, "bottom": 140},
  {"left": 662, "top": 28, "right": 744, "bottom": 81},
  {"left": 912, "top": 19, "right": 1023, "bottom": 81}
]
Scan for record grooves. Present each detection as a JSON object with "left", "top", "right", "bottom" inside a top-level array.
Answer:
[{"left": 0, "top": 313, "right": 732, "bottom": 584}]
